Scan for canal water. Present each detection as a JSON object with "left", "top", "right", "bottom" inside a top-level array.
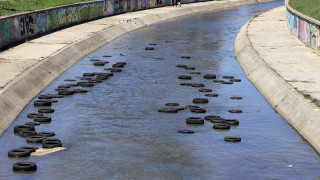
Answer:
[{"left": 1, "top": 0, "right": 320, "bottom": 179}]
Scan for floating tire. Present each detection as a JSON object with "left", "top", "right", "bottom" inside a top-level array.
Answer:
[
  {"left": 64, "top": 79, "right": 76, "bottom": 82},
  {"left": 73, "top": 89, "right": 88, "bottom": 93},
  {"left": 203, "top": 74, "right": 216, "bottom": 79},
  {"left": 27, "top": 113, "right": 43, "bottom": 118},
  {"left": 38, "top": 132, "right": 55, "bottom": 137},
  {"left": 180, "top": 83, "right": 192, "bottom": 86},
  {"left": 204, "top": 115, "right": 221, "bottom": 121},
  {"left": 58, "top": 84, "right": 72, "bottom": 88},
  {"left": 93, "top": 62, "right": 105, "bottom": 66},
  {"left": 210, "top": 118, "right": 226, "bottom": 123},
  {"left": 38, "top": 95, "right": 52, "bottom": 99},
  {"left": 19, "top": 146, "right": 38, "bottom": 153},
  {"left": 181, "top": 56, "right": 191, "bottom": 59},
  {"left": 66, "top": 83, "right": 78, "bottom": 87},
  {"left": 38, "top": 108, "right": 54, "bottom": 113},
  {"left": 13, "top": 162, "right": 37, "bottom": 172},
  {"left": 213, "top": 124, "right": 230, "bottom": 130},
  {"left": 223, "top": 76, "right": 234, "bottom": 79},
  {"left": 90, "top": 59, "right": 101, "bottom": 62},
  {"left": 19, "top": 131, "right": 37, "bottom": 138},
  {"left": 193, "top": 98, "right": 208, "bottom": 104},
  {"left": 178, "top": 130, "right": 194, "bottom": 134},
  {"left": 158, "top": 107, "right": 178, "bottom": 113},
  {"left": 14, "top": 125, "right": 35, "bottom": 133},
  {"left": 26, "top": 135, "right": 46, "bottom": 143},
  {"left": 34, "top": 100, "right": 51, "bottom": 107},
  {"left": 58, "top": 90, "right": 74, "bottom": 96},
  {"left": 199, "top": 89, "right": 212, "bottom": 92},
  {"left": 222, "top": 119, "right": 240, "bottom": 126},
  {"left": 145, "top": 47, "right": 154, "bottom": 50},
  {"left": 8, "top": 149, "right": 31, "bottom": 157},
  {"left": 213, "top": 80, "right": 224, "bottom": 83},
  {"left": 25, "top": 122, "right": 41, "bottom": 126},
  {"left": 230, "top": 79, "right": 241, "bottom": 82},
  {"left": 224, "top": 136, "right": 241, "bottom": 142},
  {"left": 83, "top": 73, "right": 95, "bottom": 77},
  {"left": 176, "top": 64, "right": 188, "bottom": 68},
  {"left": 78, "top": 82, "right": 94, "bottom": 87},
  {"left": 230, "top": 96, "right": 242, "bottom": 100},
  {"left": 80, "top": 77, "right": 92, "bottom": 80},
  {"left": 185, "top": 105, "right": 199, "bottom": 110},
  {"left": 222, "top": 82, "right": 233, "bottom": 84},
  {"left": 34, "top": 116, "right": 51, "bottom": 123},
  {"left": 190, "top": 108, "right": 206, "bottom": 113},
  {"left": 42, "top": 141, "right": 62, "bottom": 148},
  {"left": 191, "top": 83, "right": 205, "bottom": 87},
  {"left": 110, "top": 68, "right": 122, "bottom": 72},
  {"left": 185, "top": 67, "right": 196, "bottom": 70},
  {"left": 228, "top": 109, "right": 242, "bottom": 113},
  {"left": 186, "top": 117, "right": 204, "bottom": 124},
  {"left": 165, "top": 103, "right": 179, "bottom": 106},
  {"left": 178, "top": 75, "right": 192, "bottom": 80},
  {"left": 42, "top": 138, "right": 61, "bottom": 143},
  {"left": 205, "top": 93, "right": 218, "bottom": 97},
  {"left": 112, "top": 64, "right": 124, "bottom": 68},
  {"left": 189, "top": 72, "right": 201, "bottom": 75}
]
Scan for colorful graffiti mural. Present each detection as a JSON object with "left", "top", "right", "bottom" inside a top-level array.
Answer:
[
  {"left": 0, "top": 0, "right": 202, "bottom": 49},
  {"left": 287, "top": 8, "right": 320, "bottom": 54}
]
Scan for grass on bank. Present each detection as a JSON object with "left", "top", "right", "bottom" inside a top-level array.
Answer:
[
  {"left": 0, "top": 0, "right": 90, "bottom": 16},
  {"left": 289, "top": 0, "right": 320, "bottom": 21}
]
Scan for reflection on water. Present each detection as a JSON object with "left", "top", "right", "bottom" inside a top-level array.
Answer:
[{"left": 1, "top": 0, "right": 320, "bottom": 179}]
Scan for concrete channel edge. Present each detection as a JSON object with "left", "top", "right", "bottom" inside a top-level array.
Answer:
[
  {"left": 0, "top": 0, "right": 278, "bottom": 136},
  {"left": 234, "top": 11, "right": 320, "bottom": 153}
]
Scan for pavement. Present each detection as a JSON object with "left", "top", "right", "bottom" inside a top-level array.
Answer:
[{"left": 235, "top": 5, "right": 320, "bottom": 153}]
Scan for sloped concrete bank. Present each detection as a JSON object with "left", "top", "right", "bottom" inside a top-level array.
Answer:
[
  {"left": 0, "top": 0, "right": 278, "bottom": 136},
  {"left": 235, "top": 7, "right": 320, "bottom": 153}
]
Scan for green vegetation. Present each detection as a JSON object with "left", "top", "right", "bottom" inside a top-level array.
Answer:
[
  {"left": 0, "top": 0, "right": 90, "bottom": 16},
  {"left": 289, "top": 0, "right": 320, "bottom": 21}
]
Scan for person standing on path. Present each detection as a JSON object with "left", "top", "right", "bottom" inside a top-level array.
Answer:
[{"left": 177, "top": 0, "right": 181, "bottom": 7}]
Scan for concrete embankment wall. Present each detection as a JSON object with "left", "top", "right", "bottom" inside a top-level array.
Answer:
[
  {"left": 286, "top": 1, "right": 320, "bottom": 54},
  {"left": 235, "top": 11, "right": 320, "bottom": 153},
  {"left": 0, "top": 0, "right": 277, "bottom": 136}
]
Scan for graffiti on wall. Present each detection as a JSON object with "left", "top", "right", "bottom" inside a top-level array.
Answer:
[
  {"left": 58, "top": 8, "right": 67, "bottom": 26},
  {"left": 37, "top": 13, "right": 46, "bottom": 32},
  {"left": 20, "top": 14, "right": 34, "bottom": 37},
  {"left": 310, "top": 24, "right": 318, "bottom": 50},
  {"left": 68, "top": 6, "right": 80, "bottom": 23}
]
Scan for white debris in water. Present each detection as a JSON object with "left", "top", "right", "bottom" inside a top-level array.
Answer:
[
  {"left": 31, "top": 147, "right": 65, "bottom": 156},
  {"left": 287, "top": 165, "right": 293, "bottom": 168}
]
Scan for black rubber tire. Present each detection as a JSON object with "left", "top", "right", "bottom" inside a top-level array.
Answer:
[
  {"left": 73, "top": 89, "right": 88, "bottom": 93},
  {"left": 34, "top": 100, "right": 52, "bottom": 107},
  {"left": 25, "top": 122, "right": 41, "bottom": 126},
  {"left": 185, "top": 67, "right": 196, "bottom": 70},
  {"left": 181, "top": 56, "right": 191, "bottom": 59},
  {"left": 176, "top": 64, "right": 188, "bottom": 68},
  {"left": 205, "top": 93, "right": 219, "bottom": 97},
  {"left": 110, "top": 68, "right": 122, "bottom": 72},
  {"left": 145, "top": 47, "right": 155, "bottom": 50},
  {"left": 58, "top": 90, "right": 74, "bottom": 96},
  {"left": 199, "top": 89, "right": 212, "bottom": 92},
  {"left": 83, "top": 73, "right": 95, "bottom": 77},
  {"left": 48, "top": 94, "right": 64, "bottom": 98},
  {"left": 193, "top": 98, "right": 209, "bottom": 104},
  {"left": 19, "top": 146, "right": 38, "bottom": 153},
  {"left": 185, "top": 105, "right": 199, "bottom": 110},
  {"left": 80, "top": 77, "right": 92, "bottom": 80},
  {"left": 42, "top": 141, "right": 62, "bottom": 148},
  {"left": 204, "top": 115, "right": 221, "bottom": 121},
  {"left": 14, "top": 125, "right": 35, "bottom": 133},
  {"left": 90, "top": 59, "right": 101, "bottom": 62},
  {"left": 178, "top": 130, "right": 194, "bottom": 134},
  {"left": 189, "top": 72, "right": 201, "bottom": 75},
  {"left": 8, "top": 149, "right": 31, "bottom": 157},
  {"left": 66, "top": 83, "right": 78, "bottom": 87},
  {"left": 213, "top": 124, "right": 230, "bottom": 130},
  {"left": 186, "top": 117, "right": 204, "bottom": 124},
  {"left": 230, "top": 78, "right": 241, "bottom": 82},
  {"left": 96, "top": 75, "right": 108, "bottom": 80},
  {"left": 165, "top": 103, "right": 179, "bottom": 106},
  {"left": 190, "top": 108, "right": 206, "bottom": 113},
  {"left": 203, "top": 74, "right": 216, "bottom": 79},
  {"left": 64, "top": 79, "right": 76, "bottom": 82},
  {"left": 191, "top": 83, "right": 205, "bottom": 87},
  {"left": 223, "top": 76, "right": 234, "bottom": 79},
  {"left": 222, "top": 82, "right": 233, "bottom": 84},
  {"left": 93, "top": 62, "right": 105, "bottom": 66},
  {"left": 228, "top": 109, "right": 242, "bottom": 113},
  {"left": 27, "top": 113, "right": 43, "bottom": 118},
  {"left": 58, "top": 84, "right": 72, "bottom": 88},
  {"left": 213, "top": 80, "right": 224, "bottom": 83},
  {"left": 149, "top": 43, "right": 157, "bottom": 45},
  {"left": 78, "top": 82, "right": 94, "bottom": 87},
  {"left": 34, "top": 116, "right": 51, "bottom": 123},
  {"left": 224, "top": 136, "right": 241, "bottom": 142},
  {"left": 180, "top": 83, "right": 193, "bottom": 86},
  {"left": 38, "top": 108, "right": 54, "bottom": 113},
  {"left": 103, "top": 55, "right": 112, "bottom": 57},
  {"left": 178, "top": 75, "right": 192, "bottom": 80},
  {"left": 112, "top": 64, "right": 124, "bottom": 68},
  {"left": 42, "top": 138, "right": 61, "bottom": 143},
  {"left": 88, "top": 79, "right": 102, "bottom": 83},
  {"left": 38, "top": 132, "right": 55, "bottom": 137},
  {"left": 158, "top": 107, "right": 178, "bottom": 113},
  {"left": 222, "top": 119, "right": 240, "bottom": 126},
  {"left": 44, "top": 99, "right": 58, "bottom": 103},
  {"left": 19, "top": 131, "right": 37, "bottom": 137},
  {"left": 38, "top": 95, "right": 52, "bottom": 99},
  {"left": 26, "top": 135, "right": 47, "bottom": 143},
  {"left": 55, "top": 88, "right": 68, "bottom": 91},
  {"left": 230, "top": 96, "right": 242, "bottom": 100},
  {"left": 13, "top": 162, "right": 37, "bottom": 171},
  {"left": 210, "top": 118, "right": 226, "bottom": 123}
]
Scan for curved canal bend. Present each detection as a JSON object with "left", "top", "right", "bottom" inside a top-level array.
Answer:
[{"left": 1, "top": 0, "right": 320, "bottom": 179}]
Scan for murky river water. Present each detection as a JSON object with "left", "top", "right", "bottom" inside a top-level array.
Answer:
[{"left": 1, "top": 0, "right": 320, "bottom": 179}]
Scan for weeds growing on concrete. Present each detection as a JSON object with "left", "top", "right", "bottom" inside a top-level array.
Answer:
[{"left": 296, "top": 88, "right": 320, "bottom": 108}]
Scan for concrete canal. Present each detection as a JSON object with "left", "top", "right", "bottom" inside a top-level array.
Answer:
[{"left": 1, "top": 0, "right": 320, "bottom": 179}]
